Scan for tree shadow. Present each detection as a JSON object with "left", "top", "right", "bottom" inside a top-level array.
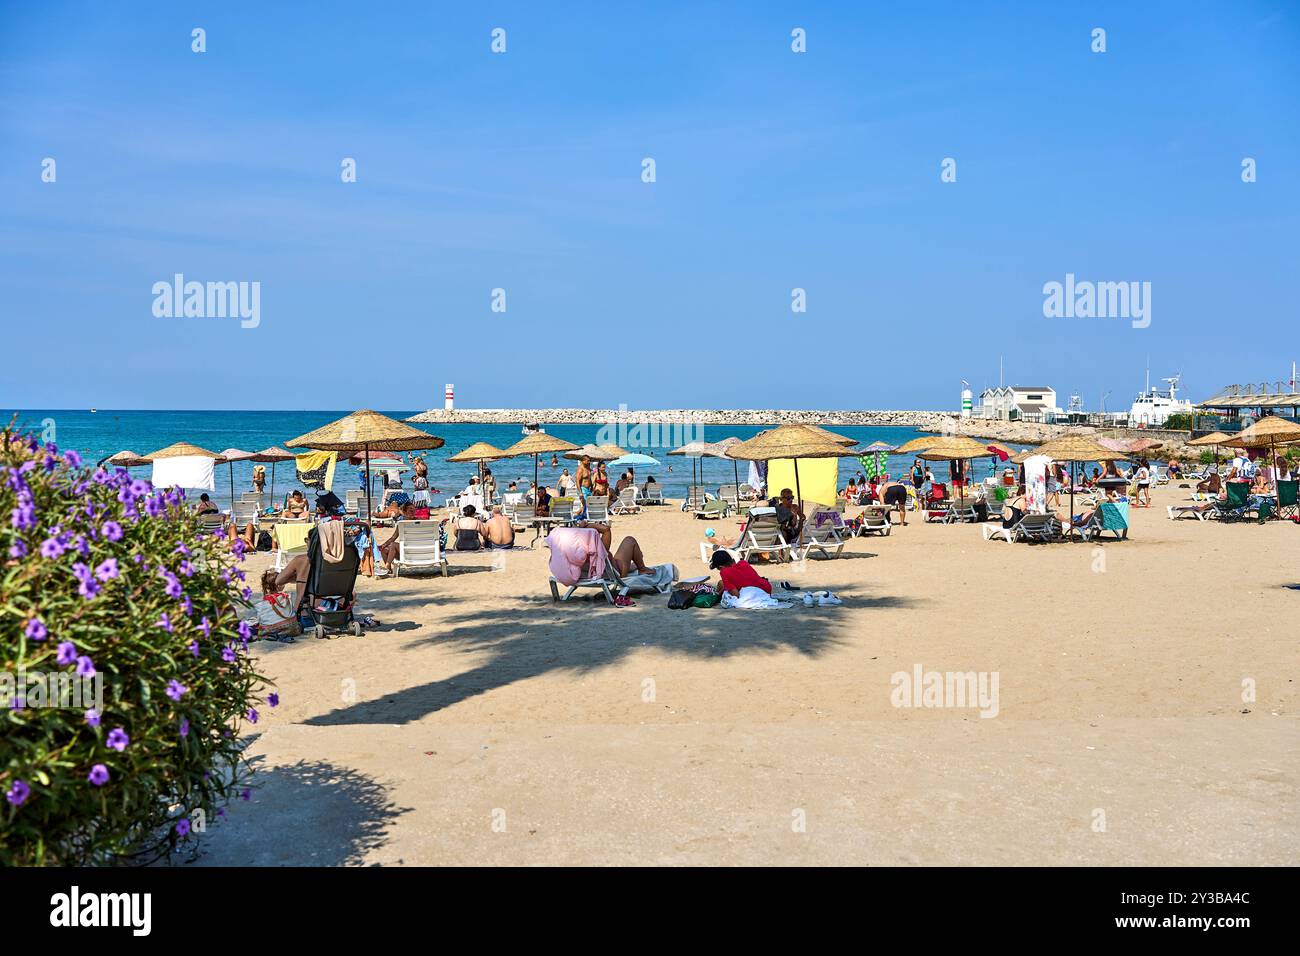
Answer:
[
  {"left": 187, "top": 758, "right": 409, "bottom": 866},
  {"left": 304, "top": 584, "right": 919, "bottom": 726}
]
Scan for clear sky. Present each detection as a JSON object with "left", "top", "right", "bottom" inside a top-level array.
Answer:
[{"left": 1, "top": 2, "right": 1297, "bottom": 411}]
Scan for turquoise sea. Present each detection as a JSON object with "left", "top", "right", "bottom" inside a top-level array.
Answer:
[{"left": 3, "top": 409, "right": 1003, "bottom": 502}]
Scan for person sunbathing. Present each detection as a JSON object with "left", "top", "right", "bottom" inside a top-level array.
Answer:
[
  {"left": 484, "top": 506, "right": 515, "bottom": 548},
  {"left": 196, "top": 493, "right": 220, "bottom": 515},
  {"left": 608, "top": 534, "right": 651, "bottom": 577},
  {"left": 1196, "top": 473, "right": 1222, "bottom": 495},
  {"left": 282, "top": 490, "right": 309, "bottom": 519},
  {"left": 452, "top": 504, "right": 488, "bottom": 551}
]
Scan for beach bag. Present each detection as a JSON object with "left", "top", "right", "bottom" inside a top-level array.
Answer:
[
  {"left": 667, "top": 589, "right": 695, "bottom": 610},
  {"left": 692, "top": 587, "right": 721, "bottom": 609},
  {"left": 256, "top": 530, "right": 273, "bottom": 552}
]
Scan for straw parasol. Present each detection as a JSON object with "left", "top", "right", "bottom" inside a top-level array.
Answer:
[
  {"left": 101, "top": 450, "right": 149, "bottom": 469},
  {"left": 1028, "top": 435, "right": 1126, "bottom": 525},
  {"left": 217, "top": 448, "right": 257, "bottom": 516},
  {"left": 564, "top": 443, "right": 619, "bottom": 462},
  {"left": 803, "top": 425, "right": 857, "bottom": 446},
  {"left": 668, "top": 440, "right": 714, "bottom": 495},
  {"left": 895, "top": 435, "right": 938, "bottom": 455},
  {"left": 502, "top": 432, "right": 580, "bottom": 498},
  {"left": 447, "top": 441, "right": 512, "bottom": 505},
  {"left": 724, "top": 424, "right": 860, "bottom": 507},
  {"left": 597, "top": 443, "right": 631, "bottom": 460},
  {"left": 144, "top": 441, "right": 226, "bottom": 461},
  {"left": 1187, "top": 430, "right": 1232, "bottom": 468},
  {"left": 918, "top": 436, "right": 1001, "bottom": 506},
  {"left": 1227, "top": 417, "right": 1300, "bottom": 495},
  {"left": 703, "top": 438, "right": 744, "bottom": 501},
  {"left": 286, "top": 410, "right": 444, "bottom": 520},
  {"left": 252, "top": 446, "right": 294, "bottom": 506}
]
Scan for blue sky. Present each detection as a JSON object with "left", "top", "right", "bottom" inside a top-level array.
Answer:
[{"left": 1, "top": 1, "right": 1297, "bottom": 411}]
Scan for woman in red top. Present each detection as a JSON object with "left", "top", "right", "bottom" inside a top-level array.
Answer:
[{"left": 709, "top": 550, "right": 772, "bottom": 595}]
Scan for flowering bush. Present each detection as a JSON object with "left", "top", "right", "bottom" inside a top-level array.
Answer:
[{"left": 1, "top": 429, "right": 271, "bottom": 864}]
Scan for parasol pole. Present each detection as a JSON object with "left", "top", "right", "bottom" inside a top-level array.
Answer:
[
  {"left": 365, "top": 444, "right": 373, "bottom": 521},
  {"left": 794, "top": 458, "right": 803, "bottom": 511},
  {"left": 228, "top": 460, "right": 236, "bottom": 516},
  {"left": 269, "top": 461, "right": 276, "bottom": 508}
]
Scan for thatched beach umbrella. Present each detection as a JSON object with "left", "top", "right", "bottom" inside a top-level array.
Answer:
[
  {"left": 918, "top": 436, "right": 998, "bottom": 507},
  {"left": 1028, "top": 434, "right": 1126, "bottom": 525},
  {"left": 101, "top": 450, "right": 149, "bottom": 469},
  {"left": 503, "top": 432, "right": 580, "bottom": 498},
  {"left": 895, "top": 435, "right": 937, "bottom": 456},
  {"left": 703, "top": 437, "right": 745, "bottom": 501},
  {"left": 1187, "top": 431, "right": 1232, "bottom": 469},
  {"left": 286, "top": 410, "right": 444, "bottom": 519},
  {"left": 668, "top": 440, "right": 713, "bottom": 494},
  {"left": 142, "top": 442, "right": 226, "bottom": 497},
  {"left": 804, "top": 425, "right": 857, "bottom": 446},
  {"left": 252, "top": 447, "right": 294, "bottom": 507},
  {"left": 564, "top": 443, "right": 619, "bottom": 462},
  {"left": 447, "top": 441, "right": 511, "bottom": 504},
  {"left": 725, "top": 424, "right": 860, "bottom": 508},
  {"left": 217, "top": 448, "right": 257, "bottom": 515},
  {"left": 1227, "top": 417, "right": 1300, "bottom": 494}
]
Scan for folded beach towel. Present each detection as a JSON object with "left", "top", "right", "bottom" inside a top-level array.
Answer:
[
  {"left": 319, "top": 519, "right": 346, "bottom": 563},
  {"left": 721, "top": 585, "right": 793, "bottom": 609},
  {"left": 616, "top": 563, "right": 678, "bottom": 596}
]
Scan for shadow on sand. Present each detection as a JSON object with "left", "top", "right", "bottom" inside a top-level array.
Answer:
[
  {"left": 189, "top": 758, "right": 410, "bottom": 866},
  {"left": 304, "top": 582, "right": 919, "bottom": 726}
]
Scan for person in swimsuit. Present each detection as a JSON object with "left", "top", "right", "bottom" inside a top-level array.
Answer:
[{"left": 484, "top": 506, "right": 515, "bottom": 548}]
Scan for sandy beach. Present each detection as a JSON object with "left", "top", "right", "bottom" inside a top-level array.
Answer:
[{"left": 191, "top": 484, "right": 1299, "bottom": 866}]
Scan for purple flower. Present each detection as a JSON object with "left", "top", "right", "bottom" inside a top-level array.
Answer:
[
  {"left": 75, "top": 656, "right": 95, "bottom": 677},
  {"left": 179, "top": 718, "right": 190, "bottom": 738},
  {"left": 237, "top": 620, "right": 252, "bottom": 641},
  {"left": 189, "top": 640, "right": 200, "bottom": 658},
  {"left": 175, "top": 542, "right": 191, "bottom": 558},
  {"left": 221, "top": 646, "right": 237, "bottom": 663},
  {"left": 78, "top": 578, "right": 101, "bottom": 600},
  {"left": 72, "top": 562, "right": 91, "bottom": 581},
  {"left": 144, "top": 496, "right": 166, "bottom": 518},
  {"left": 94, "top": 558, "right": 118, "bottom": 581},
  {"left": 267, "top": 693, "right": 280, "bottom": 708},
  {"left": 246, "top": 708, "right": 259, "bottom": 724},
  {"left": 85, "top": 708, "right": 100, "bottom": 727},
  {"left": 65, "top": 450, "right": 82, "bottom": 468},
  {"left": 129, "top": 479, "right": 150, "bottom": 497},
  {"left": 179, "top": 594, "right": 193, "bottom": 617},
  {"left": 178, "top": 560, "right": 194, "bottom": 577},
  {"left": 5, "top": 779, "right": 30, "bottom": 807},
  {"left": 240, "top": 788, "right": 251, "bottom": 801},
  {"left": 199, "top": 617, "right": 211, "bottom": 639},
  {"left": 157, "top": 612, "right": 173, "bottom": 633},
  {"left": 24, "top": 618, "right": 47, "bottom": 641},
  {"left": 166, "top": 679, "right": 187, "bottom": 701},
  {"left": 11, "top": 504, "right": 36, "bottom": 532},
  {"left": 175, "top": 817, "right": 191, "bottom": 837},
  {"left": 9, "top": 540, "right": 27, "bottom": 559},
  {"left": 101, "top": 520, "right": 123, "bottom": 542},
  {"left": 56, "top": 641, "right": 77, "bottom": 665},
  {"left": 88, "top": 764, "right": 110, "bottom": 787},
  {"left": 106, "top": 727, "right": 129, "bottom": 751},
  {"left": 39, "top": 537, "right": 65, "bottom": 559}
]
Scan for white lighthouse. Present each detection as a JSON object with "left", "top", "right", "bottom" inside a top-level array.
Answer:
[
  {"left": 444, "top": 384, "right": 454, "bottom": 411},
  {"left": 960, "top": 381, "right": 973, "bottom": 418}
]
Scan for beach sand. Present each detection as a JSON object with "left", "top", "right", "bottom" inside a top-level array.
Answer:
[{"left": 194, "top": 487, "right": 1299, "bottom": 866}]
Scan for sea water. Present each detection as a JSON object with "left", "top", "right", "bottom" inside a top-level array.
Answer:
[{"left": 3, "top": 409, "right": 1007, "bottom": 503}]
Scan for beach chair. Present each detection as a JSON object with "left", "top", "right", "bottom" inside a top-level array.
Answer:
[
  {"left": 739, "top": 483, "right": 760, "bottom": 501},
  {"left": 1080, "top": 501, "right": 1129, "bottom": 541},
  {"left": 1210, "top": 482, "right": 1251, "bottom": 522},
  {"left": 640, "top": 485, "right": 664, "bottom": 506},
  {"left": 856, "top": 506, "right": 892, "bottom": 536},
  {"left": 411, "top": 489, "right": 431, "bottom": 509},
  {"left": 550, "top": 499, "right": 575, "bottom": 523},
  {"left": 797, "top": 511, "right": 847, "bottom": 560},
  {"left": 585, "top": 497, "right": 610, "bottom": 523},
  {"left": 1167, "top": 502, "right": 1210, "bottom": 521},
  {"left": 393, "top": 520, "right": 449, "bottom": 577},
  {"left": 695, "top": 496, "right": 731, "bottom": 519},
  {"left": 239, "top": 492, "right": 266, "bottom": 511},
  {"left": 354, "top": 496, "right": 372, "bottom": 523},
  {"left": 718, "top": 484, "right": 741, "bottom": 511},
  {"left": 548, "top": 560, "right": 627, "bottom": 605},
  {"left": 945, "top": 497, "right": 980, "bottom": 524},
  {"left": 982, "top": 512, "right": 1061, "bottom": 544},
  {"left": 1154, "top": 466, "right": 1170, "bottom": 485},
  {"left": 271, "top": 520, "right": 313, "bottom": 571},
  {"left": 611, "top": 486, "right": 641, "bottom": 514},
  {"left": 734, "top": 511, "right": 793, "bottom": 563},
  {"left": 231, "top": 501, "right": 260, "bottom": 531},
  {"left": 196, "top": 512, "right": 226, "bottom": 535},
  {"left": 922, "top": 483, "right": 952, "bottom": 522},
  {"left": 682, "top": 485, "right": 710, "bottom": 513},
  {"left": 1275, "top": 480, "right": 1298, "bottom": 520}
]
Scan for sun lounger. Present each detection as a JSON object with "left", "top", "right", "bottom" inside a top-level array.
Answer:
[
  {"left": 196, "top": 512, "right": 227, "bottom": 534},
  {"left": 1077, "top": 501, "right": 1129, "bottom": 541},
  {"left": 1167, "top": 502, "right": 1209, "bottom": 521},
  {"left": 640, "top": 486, "right": 664, "bottom": 506},
  {"left": 611, "top": 486, "right": 641, "bottom": 514},
  {"left": 682, "top": 485, "right": 710, "bottom": 513},
  {"left": 734, "top": 511, "right": 792, "bottom": 563},
  {"left": 231, "top": 501, "right": 260, "bottom": 530},
  {"left": 981, "top": 512, "right": 1061, "bottom": 543},
  {"left": 739, "top": 483, "right": 760, "bottom": 501},
  {"left": 718, "top": 484, "right": 741, "bottom": 511},
  {"left": 856, "top": 506, "right": 891, "bottom": 536},
  {"left": 393, "top": 520, "right": 449, "bottom": 577},
  {"left": 272, "top": 520, "right": 313, "bottom": 570},
  {"left": 797, "top": 511, "right": 847, "bottom": 560},
  {"left": 695, "top": 496, "right": 731, "bottom": 519},
  {"left": 585, "top": 497, "right": 610, "bottom": 522}
]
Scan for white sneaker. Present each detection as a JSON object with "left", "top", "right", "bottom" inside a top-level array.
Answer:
[
  {"left": 816, "top": 592, "right": 843, "bottom": 606},
  {"left": 803, "top": 592, "right": 815, "bottom": 607}
]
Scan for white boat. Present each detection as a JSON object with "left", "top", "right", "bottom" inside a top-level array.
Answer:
[
  {"left": 1128, "top": 373, "right": 1193, "bottom": 427},
  {"left": 521, "top": 422, "right": 545, "bottom": 436}
]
